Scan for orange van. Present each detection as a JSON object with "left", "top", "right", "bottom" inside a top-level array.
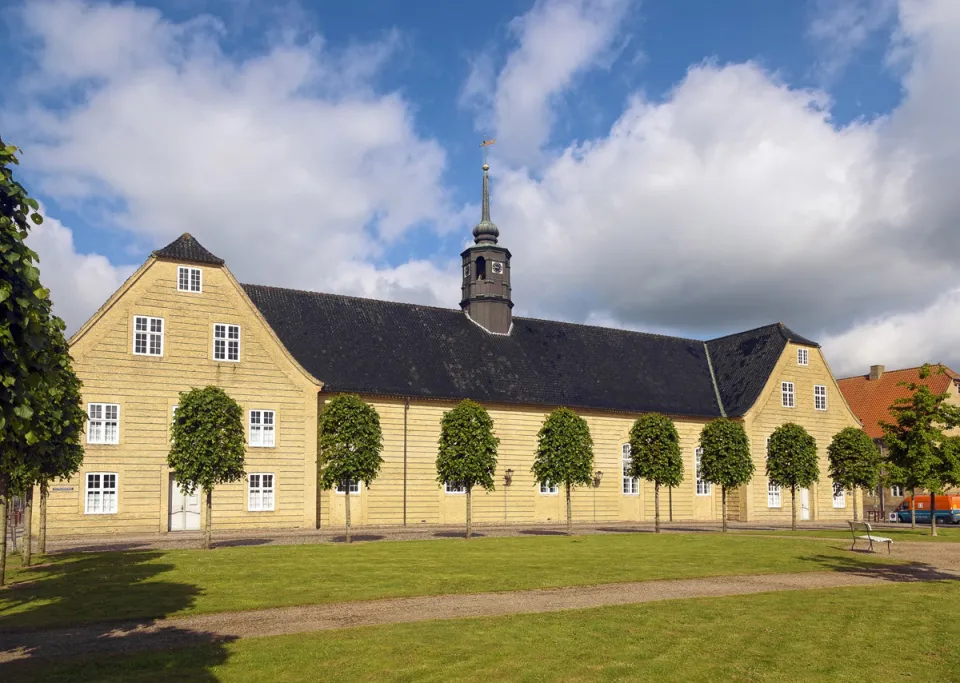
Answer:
[{"left": 894, "top": 494, "right": 960, "bottom": 524}]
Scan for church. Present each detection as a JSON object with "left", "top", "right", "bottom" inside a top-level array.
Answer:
[{"left": 51, "top": 163, "right": 862, "bottom": 538}]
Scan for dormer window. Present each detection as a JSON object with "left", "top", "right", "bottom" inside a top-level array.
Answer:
[
  {"left": 178, "top": 266, "right": 202, "bottom": 293},
  {"left": 797, "top": 348, "right": 808, "bottom": 366}
]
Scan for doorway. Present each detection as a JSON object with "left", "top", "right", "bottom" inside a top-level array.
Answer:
[
  {"left": 800, "top": 488, "right": 811, "bottom": 521},
  {"left": 169, "top": 475, "right": 201, "bottom": 531}
]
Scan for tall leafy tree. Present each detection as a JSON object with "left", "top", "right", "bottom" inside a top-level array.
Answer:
[
  {"left": 532, "top": 407, "right": 594, "bottom": 534},
  {"left": 880, "top": 364, "right": 960, "bottom": 536},
  {"left": 435, "top": 400, "right": 499, "bottom": 539},
  {"left": 168, "top": 386, "right": 246, "bottom": 549},
  {"left": 767, "top": 423, "right": 819, "bottom": 531},
  {"left": 698, "top": 418, "right": 753, "bottom": 532},
  {"left": 827, "top": 427, "right": 881, "bottom": 522},
  {"left": 317, "top": 394, "right": 383, "bottom": 543},
  {"left": 0, "top": 139, "right": 84, "bottom": 585},
  {"left": 627, "top": 413, "right": 684, "bottom": 533}
]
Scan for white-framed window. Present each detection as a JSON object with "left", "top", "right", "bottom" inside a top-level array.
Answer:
[
  {"left": 85, "top": 472, "right": 118, "bottom": 514},
  {"left": 765, "top": 437, "right": 781, "bottom": 508},
  {"left": 891, "top": 485, "right": 905, "bottom": 497},
  {"left": 797, "top": 348, "right": 809, "bottom": 366},
  {"left": 695, "top": 447, "right": 712, "bottom": 496},
  {"left": 833, "top": 483, "right": 846, "bottom": 508},
  {"left": 87, "top": 403, "right": 120, "bottom": 444},
  {"left": 133, "top": 315, "right": 163, "bottom": 356},
  {"left": 248, "top": 473, "right": 275, "bottom": 511},
  {"left": 540, "top": 481, "right": 559, "bottom": 495},
  {"left": 814, "top": 385, "right": 827, "bottom": 411},
  {"left": 213, "top": 323, "right": 240, "bottom": 362},
  {"left": 444, "top": 482, "right": 466, "bottom": 494},
  {"left": 177, "top": 266, "right": 202, "bottom": 293},
  {"left": 622, "top": 443, "right": 638, "bottom": 495},
  {"left": 781, "top": 382, "right": 795, "bottom": 408},
  {"left": 335, "top": 480, "right": 360, "bottom": 494},
  {"left": 248, "top": 410, "right": 276, "bottom": 447}
]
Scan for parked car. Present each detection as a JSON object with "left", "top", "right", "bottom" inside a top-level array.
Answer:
[{"left": 894, "top": 494, "right": 960, "bottom": 524}]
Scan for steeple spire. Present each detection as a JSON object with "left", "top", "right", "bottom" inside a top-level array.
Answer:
[{"left": 473, "top": 142, "right": 499, "bottom": 245}]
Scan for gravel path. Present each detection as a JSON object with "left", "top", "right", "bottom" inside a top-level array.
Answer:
[{"left": 2, "top": 555, "right": 958, "bottom": 664}]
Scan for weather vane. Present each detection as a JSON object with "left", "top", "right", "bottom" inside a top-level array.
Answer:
[{"left": 480, "top": 138, "right": 496, "bottom": 167}]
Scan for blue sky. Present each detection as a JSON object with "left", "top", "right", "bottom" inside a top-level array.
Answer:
[{"left": 2, "top": 0, "right": 959, "bottom": 375}]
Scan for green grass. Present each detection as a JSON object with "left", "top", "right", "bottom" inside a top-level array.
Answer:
[
  {"left": 11, "top": 581, "right": 959, "bottom": 682},
  {"left": 739, "top": 526, "right": 960, "bottom": 542},
  {"left": 0, "top": 533, "right": 897, "bottom": 631}
]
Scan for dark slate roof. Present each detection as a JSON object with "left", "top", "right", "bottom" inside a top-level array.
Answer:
[
  {"left": 243, "top": 285, "right": 724, "bottom": 417},
  {"left": 242, "top": 285, "right": 820, "bottom": 418},
  {"left": 153, "top": 233, "right": 225, "bottom": 265},
  {"left": 705, "top": 323, "right": 819, "bottom": 417}
]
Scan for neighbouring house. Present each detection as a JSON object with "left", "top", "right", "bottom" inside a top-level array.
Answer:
[
  {"left": 46, "top": 165, "right": 863, "bottom": 539},
  {"left": 837, "top": 364, "right": 960, "bottom": 518}
]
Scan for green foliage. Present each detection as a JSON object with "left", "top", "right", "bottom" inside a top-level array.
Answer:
[
  {"left": 168, "top": 386, "right": 246, "bottom": 493},
  {"left": 532, "top": 407, "right": 594, "bottom": 488},
  {"left": 1, "top": 139, "right": 76, "bottom": 477},
  {"left": 698, "top": 418, "right": 754, "bottom": 489},
  {"left": 436, "top": 399, "right": 499, "bottom": 492},
  {"left": 880, "top": 364, "right": 960, "bottom": 495},
  {"left": 827, "top": 427, "right": 881, "bottom": 491},
  {"left": 317, "top": 394, "right": 384, "bottom": 490},
  {"left": 766, "top": 423, "right": 819, "bottom": 490},
  {"left": 627, "top": 413, "right": 684, "bottom": 488}
]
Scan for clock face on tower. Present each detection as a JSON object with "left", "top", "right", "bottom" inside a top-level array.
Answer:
[
  {"left": 463, "top": 264, "right": 470, "bottom": 279},
  {"left": 491, "top": 261, "right": 503, "bottom": 275}
]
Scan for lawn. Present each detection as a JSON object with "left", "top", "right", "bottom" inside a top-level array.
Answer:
[
  {"left": 11, "top": 581, "right": 959, "bottom": 682},
  {"left": 0, "top": 533, "right": 895, "bottom": 631},
  {"left": 739, "top": 526, "right": 960, "bottom": 542}
]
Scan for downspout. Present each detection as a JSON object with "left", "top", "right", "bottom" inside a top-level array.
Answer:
[{"left": 403, "top": 398, "right": 409, "bottom": 527}]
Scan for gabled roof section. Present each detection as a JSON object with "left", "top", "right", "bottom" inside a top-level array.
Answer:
[
  {"left": 152, "top": 233, "right": 224, "bottom": 266},
  {"left": 837, "top": 365, "right": 960, "bottom": 439},
  {"left": 241, "top": 285, "right": 724, "bottom": 417},
  {"left": 706, "top": 323, "right": 819, "bottom": 417}
]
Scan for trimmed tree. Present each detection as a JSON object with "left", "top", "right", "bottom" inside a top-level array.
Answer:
[
  {"left": 532, "top": 407, "right": 594, "bottom": 534},
  {"left": 435, "top": 400, "right": 499, "bottom": 539},
  {"left": 627, "top": 413, "right": 684, "bottom": 533},
  {"left": 168, "top": 386, "right": 246, "bottom": 549},
  {"left": 827, "top": 427, "right": 881, "bottom": 522},
  {"left": 1, "top": 139, "right": 84, "bottom": 584},
  {"left": 767, "top": 423, "right": 819, "bottom": 531},
  {"left": 880, "top": 364, "right": 960, "bottom": 536},
  {"left": 698, "top": 418, "right": 753, "bottom": 532},
  {"left": 317, "top": 394, "right": 383, "bottom": 543}
]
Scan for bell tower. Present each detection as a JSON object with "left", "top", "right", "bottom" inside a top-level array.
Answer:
[{"left": 460, "top": 159, "right": 512, "bottom": 334}]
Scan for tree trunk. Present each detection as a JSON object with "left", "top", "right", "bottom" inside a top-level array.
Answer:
[
  {"left": 22, "top": 487, "right": 33, "bottom": 568},
  {"left": 654, "top": 482, "right": 661, "bottom": 534},
  {"left": 565, "top": 483, "right": 573, "bottom": 535},
  {"left": 466, "top": 486, "right": 472, "bottom": 539},
  {"left": 344, "top": 480, "right": 352, "bottom": 544},
  {"left": 721, "top": 487, "right": 728, "bottom": 532},
  {"left": 39, "top": 482, "right": 48, "bottom": 555},
  {"left": 791, "top": 486, "right": 797, "bottom": 532},
  {"left": 931, "top": 491, "right": 937, "bottom": 537},
  {"left": 0, "top": 476, "right": 8, "bottom": 587},
  {"left": 204, "top": 489, "right": 213, "bottom": 550},
  {"left": 910, "top": 488, "right": 916, "bottom": 529},
  {"left": 852, "top": 488, "right": 858, "bottom": 522},
  {"left": 668, "top": 486, "right": 673, "bottom": 522}
]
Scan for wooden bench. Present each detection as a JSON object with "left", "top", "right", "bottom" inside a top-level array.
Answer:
[{"left": 848, "top": 521, "right": 893, "bottom": 554}]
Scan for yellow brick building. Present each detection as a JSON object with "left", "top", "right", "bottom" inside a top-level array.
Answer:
[{"left": 50, "top": 167, "right": 862, "bottom": 537}]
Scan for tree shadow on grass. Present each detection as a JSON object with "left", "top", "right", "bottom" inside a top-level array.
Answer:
[
  {"left": 433, "top": 531, "right": 486, "bottom": 539},
  {"left": 801, "top": 553, "right": 960, "bottom": 583},
  {"left": 213, "top": 538, "right": 272, "bottom": 549},
  {"left": 0, "top": 551, "right": 235, "bottom": 681},
  {"left": 595, "top": 527, "right": 651, "bottom": 534},
  {"left": 329, "top": 534, "right": 386, "bottom": 543},
  {"left": 518, "top": 529, "right": 569, "bottom": 536}
]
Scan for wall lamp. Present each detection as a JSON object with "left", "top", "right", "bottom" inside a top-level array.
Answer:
[
  {"left": 593, "top": 470, "right": 604, "bottom": 488},
  {"left": 504, "top": 468, "right": 514, "bottom": 487}
]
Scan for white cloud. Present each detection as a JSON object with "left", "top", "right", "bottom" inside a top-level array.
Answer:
[
  {"left": 24, "top": 213, "right": 136, "bottom": 331},
  {"left": 7, "top": 0, "right": 460, "bottom": 333},
  {"left": 807, "top": 0, "right": 897, "bottom": 81},
  {"left": 464, "top": 0, "right": 632, "bottom": 166}
]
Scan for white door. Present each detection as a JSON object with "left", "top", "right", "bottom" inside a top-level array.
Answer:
[
  {"left": 169, "top": 476, "right": 202, "bottom": 531},
  {"left": 800, "top": 488, "right": 811, "bottom": 521}
]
